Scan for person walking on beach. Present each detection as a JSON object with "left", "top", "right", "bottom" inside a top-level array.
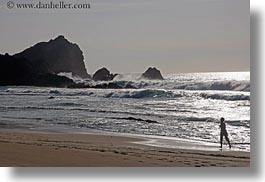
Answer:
[{"left": 220, "top": 117, "right": 231, "bottom": 149}]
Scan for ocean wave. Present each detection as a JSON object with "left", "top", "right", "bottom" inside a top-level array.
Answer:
[
  {"left": 175, "top": 81, "right": 250, "bottom": 92},
  {"left": 99, "top": 80, "right": 250, "bottom": 92},
  {"left": 1, "top": 88, "right": 96, "bottom": 97},
  {"left": 0, "top": 106, "right": 150, "bottom": 117},
  {"left": 4, "top": 88, "right": 48, "bottom": 94},
  {"left": 102, "top": 89, "right": 249, "bottom": 101},
  {"left": 183, "top": 117, "right": 215, "bottom": 122},
  {"left": 51, "top": 102, "right": 86, "bottom": 107},
  {"left": 200, "top": 93, "right": 250, "bottom": 101},
  {"left": 226, "top": 120, "right": 250, "bottom": 128},
  {"left": 108, "top": 116, "right": 159, "bottom": 124},
  {"left": 104, "top": 89, "right": 181, "bottom": 99},
  {"left": 49, "top": 90, "right": 61, "bottom": 94}
]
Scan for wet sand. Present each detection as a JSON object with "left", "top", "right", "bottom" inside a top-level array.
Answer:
[{"left": 0, "top": 130, "right": 250, "bottom": 167}]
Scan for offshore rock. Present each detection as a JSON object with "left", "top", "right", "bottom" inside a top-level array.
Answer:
[
  {"left": 140, "top": 67, "right": 164, "bottom": 80},
  {"left": 14, "top": 35, "right": 90, "bottom": 78},
  {"left": 92, "top": 67, "right": 117, "bottom": 81}
]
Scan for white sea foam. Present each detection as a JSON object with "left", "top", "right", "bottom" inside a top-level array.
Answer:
[{"left": 108, "top": 80, "right": 250, "bottom": 92}]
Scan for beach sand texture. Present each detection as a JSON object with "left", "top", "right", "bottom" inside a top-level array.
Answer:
[{"left": 0, "top": 130, "right": 250, "bottom": 167}]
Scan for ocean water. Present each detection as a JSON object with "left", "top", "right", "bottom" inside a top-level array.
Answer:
[{"left": 0, "top": 72, "right": 250, "bottom": 151}]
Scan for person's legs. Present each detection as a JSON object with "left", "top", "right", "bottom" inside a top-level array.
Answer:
[
  {"left": 225, "top": 135, "right": 231, "bottom": 148},
  {"left": 220, "top": 134, "right": 223, "bottom": 148}
]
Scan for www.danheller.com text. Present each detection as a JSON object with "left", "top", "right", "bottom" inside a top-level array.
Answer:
[{"left": 6, "top": 1, "right": 91, "bottom": 10}]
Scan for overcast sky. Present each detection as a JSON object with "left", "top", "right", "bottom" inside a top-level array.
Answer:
[{"left": 0, "top": 0, "right": 249, "bottom": 74}]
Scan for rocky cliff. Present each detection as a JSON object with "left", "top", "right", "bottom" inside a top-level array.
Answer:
[{"left": 14, "top": 35, "right": 89, "bottom": 78}]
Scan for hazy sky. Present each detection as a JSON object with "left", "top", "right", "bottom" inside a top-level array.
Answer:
[{"left": 0, "top": 0, "right": 249, "bottom": 74}]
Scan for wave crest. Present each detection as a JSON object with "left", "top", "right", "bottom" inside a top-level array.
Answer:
[
  {"left": 105, "top": 89, "right": 180, "bottom": 99},
  {"left": 200, "top": 93, "right": 250, "bottom": 101},
  {"left": 104, "top": 80, "right": 250, "bottom": 92},
  {"left": 172, "top": 81, "right": 250, "bottom": 91}
]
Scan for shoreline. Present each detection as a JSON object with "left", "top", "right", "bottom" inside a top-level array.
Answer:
[
  {"left": 0, "top": 127, "right": 250, "bottom": 152},
  {"left": 0, "top": 129, "right": 250, "bottom": 167}
]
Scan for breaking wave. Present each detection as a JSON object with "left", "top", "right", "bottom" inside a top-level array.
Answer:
[
  {"left": 174, "top": 81, "right": 250, "bottom": 92},
  {"left": 2, "top": 87, "right": 250, "bottom": 101},
  {"left": 226, "top": 120, "right": 250, "bottom": 128},
  {"left": 200, "top": 93, "right": 250, "bottom": 101},
  {"left": 104, "top": 89, "right": 180, "bottom": 99},
  {"left": 129, "top": 80, "right": 250, "bottom": 92},
  {"left": 97, "top": 80, "right": 250, "bottom": 92}
]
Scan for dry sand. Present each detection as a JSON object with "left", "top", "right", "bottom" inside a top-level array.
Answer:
[{"left": 0, "top": 130, "right": 250, "bottom": 167}]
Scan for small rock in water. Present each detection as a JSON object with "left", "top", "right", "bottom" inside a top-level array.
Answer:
[
  {"left": 140, "top": 67, "right": 164, "bottom": 80},
  {"left": 93, "top": 67, "right": 118, "bottom": 81}
]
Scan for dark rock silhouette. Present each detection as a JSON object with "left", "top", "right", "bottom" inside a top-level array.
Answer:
[
  {"left": 14, "top": 35, "right": 90, "bottom": 78},
  {"left": 33, "top": 73, "right": 74, "bottom": 87},
  {"left": 92, "top": 82, "right": 136, "bottom": 89},
  {"left": 140, "top": 67, "right": 164, "bottom": 80},
  {"left": 68, "top": 82, "right": 136, "bottom": 89},
  {"left": 0, "top": 53, "right": 74, "bottom": 87},
  {"left": 0, "top": 35, "right": 89, "bottom": 87},
  {"left": 92, "top": 67, "right": 118, "bottom": 81},
  {"left": 92, "top": 82, "right": 123, "bottom": 89}
]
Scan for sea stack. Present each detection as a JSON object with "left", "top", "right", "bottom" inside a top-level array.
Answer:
[
  {"left": 0, "top": 35, "right": 91, "bottom": 87},
  {"left": 93, "top": 67, "right": 118, "bottom": 81},
  {"left": 140, "top": 67, "right": 164, "bottom": 80},
  {"left": 14, "top": 35, "right": 90, "bottom": 79}
]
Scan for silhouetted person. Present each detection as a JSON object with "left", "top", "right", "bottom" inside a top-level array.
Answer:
[{"left": 220, "top": 117, "right": 231, "bottom": 149}]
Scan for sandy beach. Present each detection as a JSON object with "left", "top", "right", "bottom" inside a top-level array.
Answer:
[{"left": 0, "top": 130, "right": 250, "bottom": 167}]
